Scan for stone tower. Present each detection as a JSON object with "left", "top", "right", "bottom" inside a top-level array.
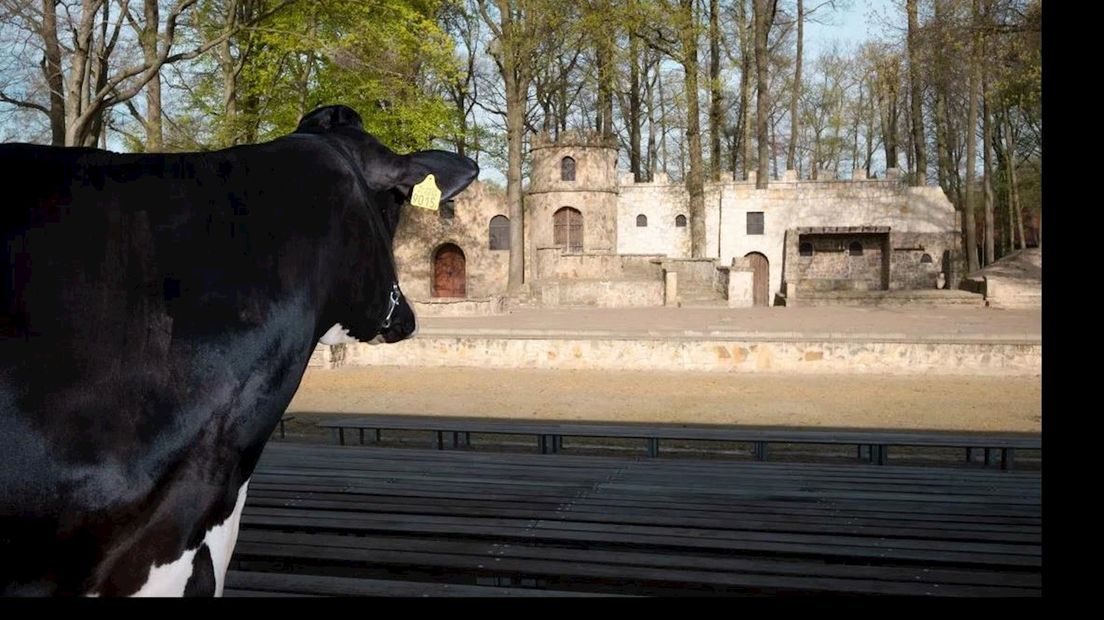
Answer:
[{"left": 526, "top": 131, "right": 619, "bottom": 283}]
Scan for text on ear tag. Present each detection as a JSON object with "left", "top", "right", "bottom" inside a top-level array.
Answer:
[{"left": 410, "top": 174, "right": 442, "bottom": 210}]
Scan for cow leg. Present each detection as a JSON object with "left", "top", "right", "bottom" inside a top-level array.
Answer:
[
  {"left": 208, "top": 479, "right": 250, "bottom": 597},
  {"left": 129, "top": 479, "right": 250, "bottom": 597}
]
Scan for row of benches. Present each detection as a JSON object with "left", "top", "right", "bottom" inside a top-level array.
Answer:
[
  {"left": 291, "top": 413, "right": 1040, "bottom": 470},
  {"left": 228, "top": 442, "right": 1042, "bottom": 597}
]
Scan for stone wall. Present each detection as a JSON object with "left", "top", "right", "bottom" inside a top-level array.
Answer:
[
  {"left": 396, "top": 134, "right": 959, "bottom": 311},
  {"left": 887, "top": 232, "right": 952, "bottom": 290},
  {"left": 534, "top": 279, "right": 665, "bottom": 307},
  {"left": 313, "top": 336, "right": 1041, "bottom": 376},
  {"left": 527, "top": 134, "right": 620, "bottom": 285},
  {"left": 392, "top": 180, "right": 509, "bottom": 301},
  {"left": 535, "top": 247, "right": 664, "bottom": 280},
  {"left": 617, "top": 182, "right": 691, "bottom": 257},
  {"left": 790, "top": 233, "right": 889, "bottom": 292},
  {"left": 712, "top": 180, "right": 957, "bottom": 303}
]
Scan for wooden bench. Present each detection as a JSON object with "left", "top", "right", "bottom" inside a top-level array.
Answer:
[
  {"left": 224, "top": 570, "right": 619, "bottom": 597},
  {"left": 275, "top": 415, "right": 295, "bottom": 440},
  {"left": 314, "top": 414, "right": 1040, "bottom": 470},
  {"left": 229, "top": 443, "right": 1042, "bottom": 596}
]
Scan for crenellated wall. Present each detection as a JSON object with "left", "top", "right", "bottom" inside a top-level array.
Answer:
[{"left": 392, "top": 132, "right": 960, "bottom": 310}]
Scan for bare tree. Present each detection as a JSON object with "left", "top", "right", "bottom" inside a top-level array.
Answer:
[
  {"left": 0, "top": 0, "right": 294, "bottom": 147},
  {"left": 753, "top": 0, "right": 777, "bottom": 188},
  {"left": 906, "top": 0, "right": 926, "bottom": 185},
  {"left": 708, "top": 0, "right": 721, "bottom": 181},
  {"left": 476, "top": 0, "right": 552, "bottom": 291}
]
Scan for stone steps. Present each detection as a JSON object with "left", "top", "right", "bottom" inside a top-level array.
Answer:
[
  {"left": 792, "top": 290, "right": 985, "bottom": 308},
  {"left": 677, "top": 283, "right": 724, "bottom": 300}
]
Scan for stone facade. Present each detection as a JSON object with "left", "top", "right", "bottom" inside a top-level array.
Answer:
[
  {"left": 392, "top": 180, "right": 509, "bottom": 301},
  {"left": 392, "top": 132, "right": 959, "bottom": 308}
]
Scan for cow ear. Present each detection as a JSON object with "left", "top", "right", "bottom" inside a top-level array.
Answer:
[
  {"left": 401, "top": 150, "right": 480, "bottom": 202},
  {"left": 296, "top": 105, "right": 364, "bottom": 133}
]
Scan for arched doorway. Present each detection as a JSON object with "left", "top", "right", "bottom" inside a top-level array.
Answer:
[
  {"left": 432, "top": 243, "right": 466, "bottom": 298},
  {"left": 746, "top": 252, "right": 769, "bottom": 307},
  {"left": 553, "top": 207, "right": 584, "bottom": 253}
]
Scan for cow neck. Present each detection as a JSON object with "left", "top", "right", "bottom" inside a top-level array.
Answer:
[{"left": 286, "top": 132, "right": 403, "bottom": 331}]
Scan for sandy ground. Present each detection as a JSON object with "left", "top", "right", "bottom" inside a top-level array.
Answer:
[{"left": 286, "top": 366, "right": 1041, "bottom": 433}]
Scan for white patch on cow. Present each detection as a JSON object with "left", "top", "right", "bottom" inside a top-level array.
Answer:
[
  {"left": 129, "top": 548, "right": 199, "bottom": 597},
  {"left": 125, "top": 479, "right": 251, "bottom": 598},
  {"left": 208, "top": 479, "right": 250, "bottom": 597},
  {"left": 319, "top": 323, "right": 356, "bottom": 345}
]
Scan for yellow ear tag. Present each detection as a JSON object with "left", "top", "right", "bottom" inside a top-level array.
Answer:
[{"left": 410, "top": 174, "right": 442, "bottom": 210}]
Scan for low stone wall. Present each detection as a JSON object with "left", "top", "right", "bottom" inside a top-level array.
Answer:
[
  {"left": 789, "top": 289, "right": 984, "bottom": 307},
  {"left": 536, "top": 279, "right": 665, "bottom": 307},
  {"left": 310, "top": 334, "right": 1040, "bottom": 376}
]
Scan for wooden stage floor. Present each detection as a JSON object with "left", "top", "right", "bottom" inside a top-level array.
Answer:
[{"left": 226, "top": 442, "right": 1041, "bottom": 597}]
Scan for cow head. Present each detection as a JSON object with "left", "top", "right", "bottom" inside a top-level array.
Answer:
[{"left": 294, "top": 105, "right": 479, "bottom": 346}]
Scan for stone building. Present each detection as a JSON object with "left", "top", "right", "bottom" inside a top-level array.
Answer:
[{"left": 392, "top": 131, "right": 960, "bottom": 310}]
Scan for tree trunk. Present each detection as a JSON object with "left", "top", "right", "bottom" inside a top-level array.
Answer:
[
  {"left": 786, "top": 0, "right": 802, "bottom": 172},
  {"left": 738, "top": 0, "right": 752, "bottom": 179},
  {"left": 753, "top": 0, "right": 774, "bottom": 189},
  {"left": 982, "top": 75, "right": 995, "bottom": 265},
  {"left": 680, "top": 0, "right": 707, "bottom": 256},
  {"left": 865, "top": 73, "right": 875, "bottom": 175},
  {"left": 962, "top": 0, "right": 980, "bottom": 273},
  {"left": 811, "top": 131, "right": 819, "bottom": 180},
  {"left": 64, "top": 1, "right": 99, "bottom": 146},
  {"left": 1004, "top": 114, "right": 1025, "bottom": 251},
  {"left": 142, "top": 0, "right": 163, "bottom": 151},
  {"left": 40, "top": 0, "right": 66, "bottom": 146},
  {"left": 877, "top": 60, "right": 899, "bottom": 171},
  {"left": 645, "top": 54, "right": 657, "bottom": 180},
  {"left": 851, "top": 79, "right": 862, "bottom": 173},
  {"left": 990, "top": 110, "right": 1008, "bottom": 256},
  {"left": 505, "top": 69, "right": 526, "bottom": 290},
  {"left": 82, "top": 0, "right": 110, "bottom": 148},
  {"left": 658, "top": 67, "right": 668, "bottom": 177},
  {"left": 629, "top": 30, "right": 642, "bottom": 180},
  {"left": 906, "top": 0, "right": 926, "bottom": 185},
  {"left": 596, "top": 1, "right": 614, "bottom": 139},
  {"left": 934, "top": 89, "right": 949, "bottom": 192},
  {"left": 708, "top": 0, "right": 722, "bottom": 181}
]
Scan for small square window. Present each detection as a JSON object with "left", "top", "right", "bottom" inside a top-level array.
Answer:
[{"left": 747, "top": 212, "right": 764, "bottom": 235}]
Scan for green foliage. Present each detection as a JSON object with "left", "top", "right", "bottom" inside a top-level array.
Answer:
[{"left": 192, "top": 0, "right": 459, "bottom": 153}]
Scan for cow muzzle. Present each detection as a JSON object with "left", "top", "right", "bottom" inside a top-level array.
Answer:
[{"left": 376, "top": 283, "right": 416, "bottom": 344}]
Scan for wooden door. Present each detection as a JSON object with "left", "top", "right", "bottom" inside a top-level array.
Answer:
[
  {"left": 553, "top": 207, "right": 583, "bottom": 253},
  {"left": 433, "top": 244, "right": 466, "bottom": 298},
  {"left": 746, "top": 252, "right": 769, "bottom": 307}
]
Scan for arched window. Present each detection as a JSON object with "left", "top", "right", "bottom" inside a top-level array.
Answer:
[
  {"left": 636, "top": 214, "right": 648, "bottom": 227},
  {"left": 553, "top": 207, "right": 583, "bottom": 253},
  {"left": 489, "top": 215, "right": 510, "bottom": 250},
  {"left": 849, "top": 241, "right": 864, "bottom": 256},
  {"left": 675, "top": 214, "right": 687, "bottom": 227},
  {"left": 799, "top": 242, "right": 814, "bottom": 257},
  {"left": 561, "top": 156, "right": 576, "bottom": 181},
  {"left": 920, "top": 253, "right": 933, "bottom": 264}
]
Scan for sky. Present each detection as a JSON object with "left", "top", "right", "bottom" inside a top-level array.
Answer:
[{"left": 805, "top": 0, "right": 886, "bottom": 56}]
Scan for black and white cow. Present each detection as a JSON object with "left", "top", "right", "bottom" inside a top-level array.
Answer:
[{"left": 0, "top": 105, "right": 478, "bottom": 596}]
